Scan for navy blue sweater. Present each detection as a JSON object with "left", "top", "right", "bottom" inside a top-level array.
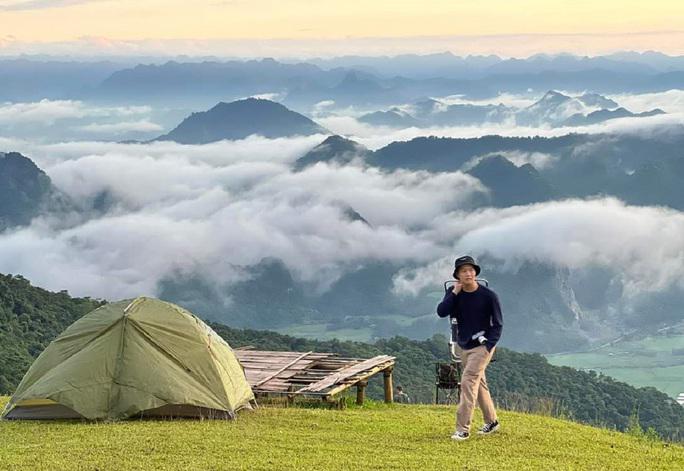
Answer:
[{"left": 436, "top": 285, "right": 503, "bottom": 351}]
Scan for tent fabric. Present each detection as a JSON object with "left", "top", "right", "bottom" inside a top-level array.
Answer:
[{"left": 1, "top": 297, "right": 254, "bottom": 420}]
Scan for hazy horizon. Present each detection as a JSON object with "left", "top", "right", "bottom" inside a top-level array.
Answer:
[
  {"left": 1, "top": 0, "right": 684, "bottom": 58},
  {"left": 2, "top": 36, "right": 684, "bottom": 61}
]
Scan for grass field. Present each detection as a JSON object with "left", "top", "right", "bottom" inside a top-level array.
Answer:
[
  {"left": 1, "top": 397, "right": 683, "bottom": 470},
  {"left": 547, "top": 325, "right": 684, "bottom": 398}
]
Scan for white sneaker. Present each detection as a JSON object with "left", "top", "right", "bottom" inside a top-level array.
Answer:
[{"left": 450, "top": 431, "right": 470, "bottom": 441}]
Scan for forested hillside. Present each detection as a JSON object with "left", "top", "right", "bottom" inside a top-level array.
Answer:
[{"left": 0, "top": 274, "right": 103, "bottom": 394}]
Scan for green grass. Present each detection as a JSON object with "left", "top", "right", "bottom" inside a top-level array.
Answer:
[
  {"left": 547, "top": 326, "right": 684, "bottom": 397},
  {"left": 1, "top": 397, "right": 683, "bottom": 470}
]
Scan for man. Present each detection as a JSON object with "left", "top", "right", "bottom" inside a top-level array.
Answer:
[
  {"left": 437, "top": 255, "right": 503, "bottom": 441},
  {"left": 395, "top": 385, "right": 411, "bottom": 404}
]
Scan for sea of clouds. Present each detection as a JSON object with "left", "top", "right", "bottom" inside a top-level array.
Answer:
[{"left": 1, "top": 90, "right": 684, "bottom": 303}]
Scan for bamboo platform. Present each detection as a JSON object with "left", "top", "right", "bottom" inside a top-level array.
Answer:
[{"left": 234, "top": 348, "right": 396, "bottom": 404}]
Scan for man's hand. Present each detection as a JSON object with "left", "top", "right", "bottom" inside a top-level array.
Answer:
[{"left": 451, "top": 281, "right": 462, "bottom": 296}]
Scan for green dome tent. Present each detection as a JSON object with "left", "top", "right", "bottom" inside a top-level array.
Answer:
[{"left": 1, "top": 297, "right": 255, "bottom": 420}]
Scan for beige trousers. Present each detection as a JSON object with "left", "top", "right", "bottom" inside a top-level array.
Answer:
[{"left": 456, "top": 345, "right": 497, "bottom": 433}]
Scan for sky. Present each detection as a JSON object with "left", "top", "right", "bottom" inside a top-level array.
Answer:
[{"left": 1, "top": 0, "right": 684, "bottom": 57}]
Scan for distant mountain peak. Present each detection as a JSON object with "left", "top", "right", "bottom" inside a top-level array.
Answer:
[
  {"left": 467, "top": 154, "right": 556, "bottom": 207},
  {"left": 0, "top": 151, "right": 49, "bottom": 182},
  {"left": 207, "top": 98, "right": 287, "bottom": 113},
  {"left": 539, "top": 90, "right": 571, "bottom": 103},
  {"left": 358, "top": 108, "right": 420, "bottom": 128},
  {"left": 341, "top": 205, "right": 370, "bottom": 226},
  {"left": 294, "top": 135, "right": 369, "bottom": 170},
  {"left": 576, "top": 92, "right": 619, "bottom": 109},
  {"left": 520, "top": 90, "right": 626, "bottom": 127},
  {"left": 333, "top": 71, "right": 384, "bottom": 94},
  {"left": 523, "top": 91, "right": 573, "bottom": 116},
  {"left": 315, "top": 134, "right": 363, "bottom": 151},
  {"left": 470, "top": 154, "right": 520, "bottom": 172},
  {"left": 155, "top": 98, "right": 327, "bottom": 144},
  {"left": 0, "top": 152, "right": 67, "bottom": 231}
]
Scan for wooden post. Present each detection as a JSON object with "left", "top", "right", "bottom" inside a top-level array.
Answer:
[
  {"left": 356, "top": 381, "right": 368, "bottom": 405},
  {"left": 383, "top": 367, "right": 394, "bottom": 403},
  {"left": 286, "top": 385, "right": 296, "bottom": 406}
]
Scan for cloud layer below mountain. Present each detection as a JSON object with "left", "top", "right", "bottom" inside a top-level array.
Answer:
[
  {"left": 394, "top": 198, "right": 684, "bottom": 296},
  {"left": 2, "top": 134, "right": 684, "bottom": 305},
  {"left": 317, "top": 89, "right": 684, "bottom": 149}
]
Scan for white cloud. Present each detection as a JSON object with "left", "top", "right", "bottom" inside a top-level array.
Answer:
[
  {"left": 3, "top": 124, "right": 684, "bottom": 306},
  {"left": 608, "top": 89, "right": 684, "bottom": 114},
  {"left": 77, "top": 120, "right": 164, "bottom": 134},
  {"left": 248, "top": 162, "right": 487, "bottom": 227},
  {"left": 318, "top": 111, "right": 684, "bottom": 150},
  {"left": 8, "top": 134, "right": 326, "bottom": 169},
  {"left": 315, "top": 116, "right": 381, "bottom": 142},
  {"left": 313, "top": 100, "right": 335, "bottom": 113},
  {"left": 310, "top": 90, "right": 684, "bottom": 150},
  {"left": 437, "top": 93, "right": 538, "bottom": 109},
  {"left": 0, "top": 99, "right": 151, "bottom": 125},
  {"left": 393, "top": 198, "right": 684, "bottom": 296},
  {"left": 246, "top": 92, "right": 284, "bottom": 101},
  {"left": 0, "top": 100, "right": 86, "bottom": 125},
  {"left": 0, "top": 136, "right": 484, "bottom": 298}
]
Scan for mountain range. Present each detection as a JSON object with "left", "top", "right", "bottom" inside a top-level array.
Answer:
[
  {"left": 2, "top": 53, "right": 684, "bottom": 107},
  {"left": 359, "top": 90, "right": 664, "bottom": 129},
  {"left": 308, "top": 51, "right": 684, "bottom": 79},
  {"left": 141, "top": 90, "right": 666, "bottom": 147}
]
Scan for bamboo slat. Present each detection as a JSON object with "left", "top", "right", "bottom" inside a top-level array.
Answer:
[
  {"left": 298, "top": 355, "right": 395, "bottom": 393},
  {"left": 253, "top": 351, "right": 313, "bottom": 387}
]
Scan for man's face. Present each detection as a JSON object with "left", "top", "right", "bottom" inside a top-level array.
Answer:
[{"left": 456, "top": 265, "right": 477, "bottom": 282}]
